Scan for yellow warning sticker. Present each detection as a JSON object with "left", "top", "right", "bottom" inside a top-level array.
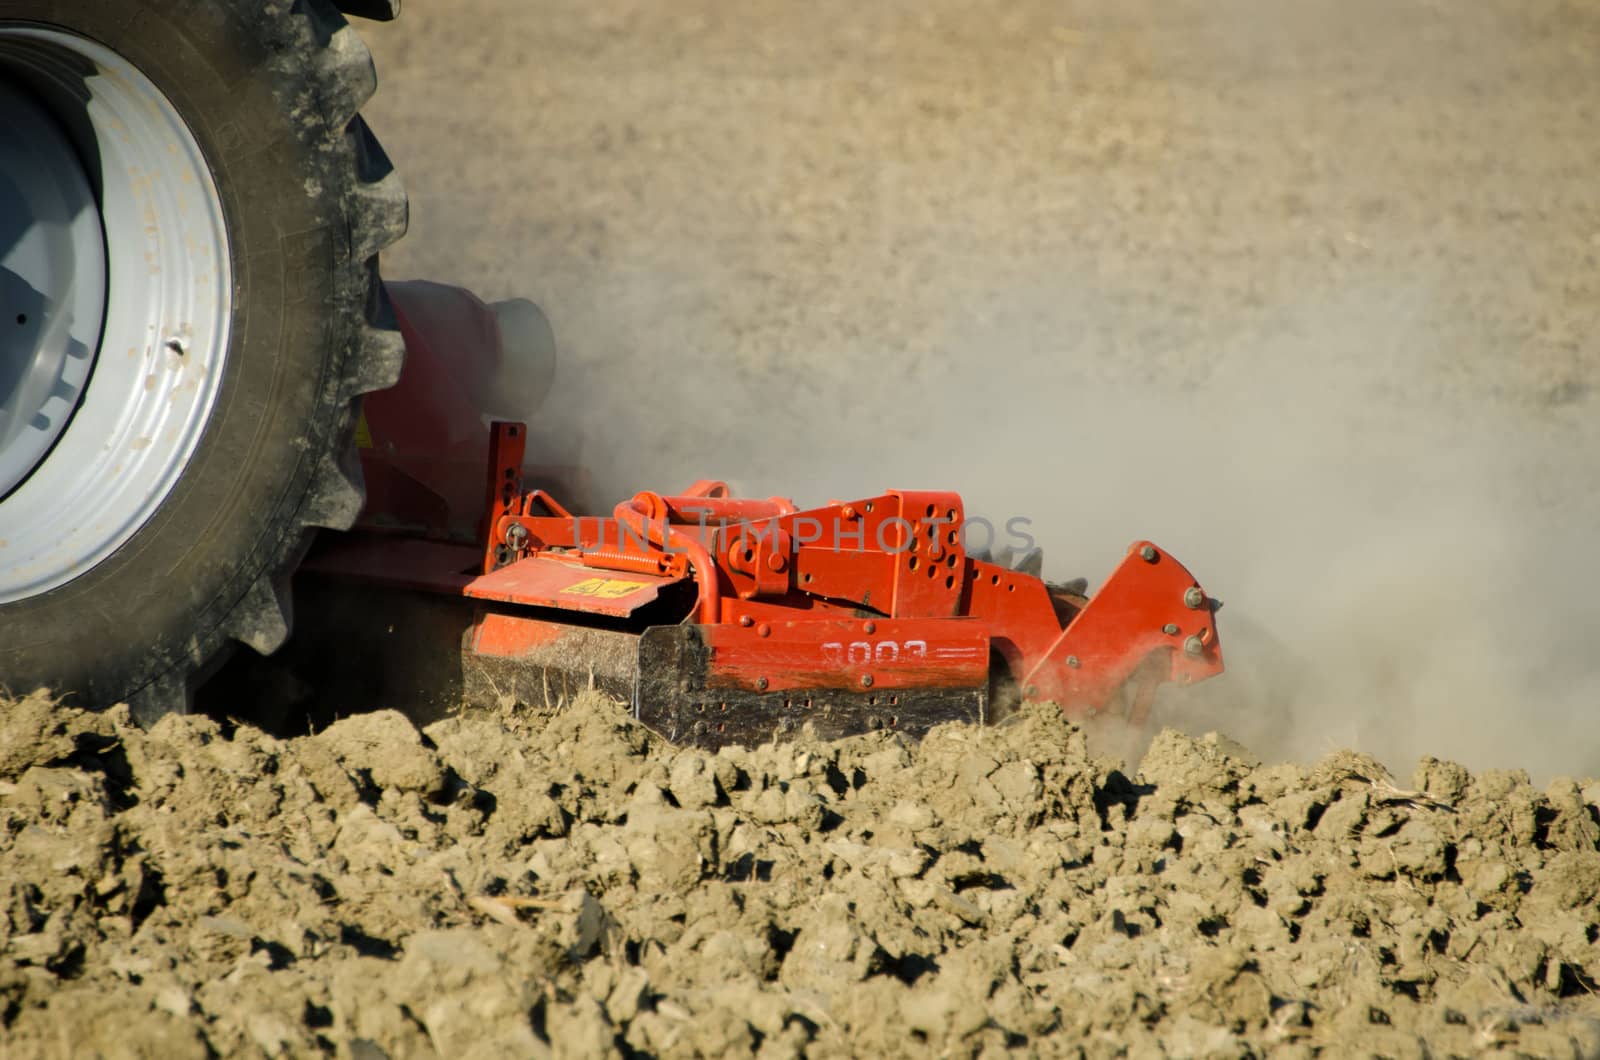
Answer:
[
  {"left": 562, "top": 577, "right": 650, "bottom": 599},
  {"left": 354, "top": 411, "right": 374, "bottom": 449}
]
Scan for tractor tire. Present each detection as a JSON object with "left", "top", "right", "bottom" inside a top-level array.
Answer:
[{"left": 0, "top": 0, "right": 407, "bottom": 722}]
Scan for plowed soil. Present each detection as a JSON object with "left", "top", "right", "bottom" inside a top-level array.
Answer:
[{"left": 2, "top": 692, "right": 1597, "bottom": 1057}]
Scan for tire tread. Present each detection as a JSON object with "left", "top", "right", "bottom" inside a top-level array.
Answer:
[{"left": 210, "top": 0, "right": 405, "bottom": 704}]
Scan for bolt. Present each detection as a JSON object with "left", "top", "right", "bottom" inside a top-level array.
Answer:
[
  {"left": 1066, "top": 655, "right": 1081, "bottom": 669},
  {"left": 1140, "top": 545, "right": 1158, "bottom": 563},
  {"left": 860, "top": 674, "right": 874, "bottom": 688},
  {"left": 842, "top": 505, "right": 858, "bottom": 520},
  {"left": 1162, "top": 623, "right": 1180, "bottom": 635},
  {"left": 863, "top": 621, "right": 876, "bottom": 634},
  {"left": 766, "top": 553, "right": 785, "bottom": 572},
  {"left": 1184, "top": 635, "right": 1204, "bottom": 657},
  {"left": 1184, "top": 586, "right": 1205, "bottom": 609},
  {"left": 756, "top": 676, "right": 769, "bottom": 691},
  {"left": 505, "top": 523, "right": 529, "bottom": 549},
  {"left": 739, "top": 615, "right": 754, "bottom": 627},
  {"left": 758, "top": 623, "right": 771, "bottom": 638}
]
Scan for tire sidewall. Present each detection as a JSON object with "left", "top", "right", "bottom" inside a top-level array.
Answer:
[{"left": 0, "top": 0, "right": 365, "bottom": 706}]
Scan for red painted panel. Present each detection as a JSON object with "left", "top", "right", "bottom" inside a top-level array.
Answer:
[
  {"left": 471, "top": 611, "right": 580, "bottom": 656},
  {"left": 463, "top": 555, "right": 683, "bottom": 617},
  {"left": 700, "top": 617, "right": 989, "bottom": 693}
]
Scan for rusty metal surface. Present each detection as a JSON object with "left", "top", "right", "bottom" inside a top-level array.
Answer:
[{"left": 636, "top": 625, "right": 985, "bottom": 750}]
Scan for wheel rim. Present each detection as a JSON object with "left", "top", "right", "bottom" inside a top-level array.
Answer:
[{"left": 0, "top": 25, "right": 231, "bottom": 603}]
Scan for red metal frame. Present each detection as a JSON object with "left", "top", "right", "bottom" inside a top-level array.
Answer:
[
  {"left": 401, "top": 419, "right": 1221, "bottom": 717},
  {"left": 319, "top": 282, "right": 1224, "bottom": 731}
]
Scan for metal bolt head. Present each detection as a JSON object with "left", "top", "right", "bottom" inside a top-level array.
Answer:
[
  {"left": 756, "top": 676, "right": 769, "bottom": 691},
  {"left": 505, "top": 523, "right": 529, "bottom": 548},
  {"left": 860, "top": 674, "right": 874, "bottom": 688},
  {"left": 1066, "top": 655, "right": 1081, "bottom": 669},
  {"left": 1184, "top": 586, "right": 1205, "bottom": 609},
  {"left": 1140, "top": 545, "right": 1158, "bottom": 563},
  {"left": 739, "top": 615, "right": 754, "bottom": 627},
  {"left": 863, "top": 621, "right": 876, "bottom": 634},
  {"left": 1162, "top": 622, "right": 1180, "bottom": 635},
  {"left": 1184, "top": 634, "right": 1205, "bottom": 657},
  {"left": 757, "top": 623, "right": 772, "bottom": 638}
]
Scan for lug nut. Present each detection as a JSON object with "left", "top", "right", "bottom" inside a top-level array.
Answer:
[
  {"left": 1140, "top": 545, "right": 1158, "bottom": 563},
  {"left": 1184, "top": 635, "right": 1205, "bottom": 657},
  {"left": 1184, "top": 586, "right": 1205, "bottom": 609}
]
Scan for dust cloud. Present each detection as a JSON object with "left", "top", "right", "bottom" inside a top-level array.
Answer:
[
  {"left": 362, "top": 1, "right": 1600, "bottom": 782},
  {"left": 537, "top": 262, "right": 1600, "bottom": 785}
]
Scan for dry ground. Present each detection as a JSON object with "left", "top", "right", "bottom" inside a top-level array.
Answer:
[{"left": 2, "top": 694, "right": 1598, "bottom": 1056}]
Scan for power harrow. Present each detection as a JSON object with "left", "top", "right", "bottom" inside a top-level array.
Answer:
[{"left": 291, "top": 283, "right": 1225, "bottom": 749}]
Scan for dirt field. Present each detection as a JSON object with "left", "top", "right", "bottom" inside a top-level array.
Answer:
[
  {"left": 3, "top": 693, "right": 1598, "bottom": 1056},
  {"left": 5, "top": 0, "right": 1600, "bottom": 1056}
]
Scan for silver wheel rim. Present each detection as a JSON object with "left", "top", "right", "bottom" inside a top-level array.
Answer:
[{"left": 0, "top": 25, "right": 230, "bottom": 603}]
